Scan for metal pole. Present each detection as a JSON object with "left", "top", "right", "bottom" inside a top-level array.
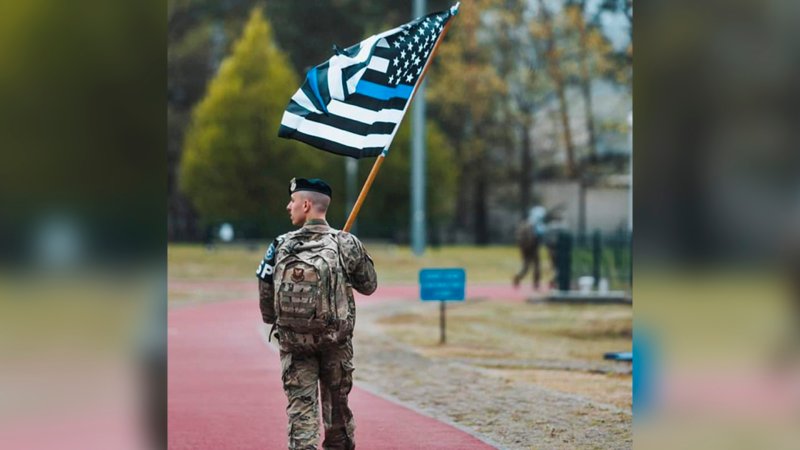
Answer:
[
  {"left": 345, "top": 158, "right": 358, "bottom": 234},
  {"left": 592, "top": 229, "right": 601, "bottom": 289},
  {"left": 628, "top": 110, "right": 633, "bottom": 231},
  {"left": 411, "top": 0, "right": 427, "bottom": 256},
  {"left": 343, "top": 0, "right": 453, "bottom": 233},
  {"left": 627, "top": 111, "right": 633, "bottom": 292}
]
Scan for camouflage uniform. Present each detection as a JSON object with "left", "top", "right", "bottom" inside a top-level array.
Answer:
[{"left": 257, "top": 219, "right": 377, "bottom": 450}]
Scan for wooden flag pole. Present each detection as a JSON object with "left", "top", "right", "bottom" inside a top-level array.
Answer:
[
  {"left": 342, "top": 10, "right": 457, "bottom": 233},
  {"left": 343, "top": 154, "right": 385, "bottom": 232}
]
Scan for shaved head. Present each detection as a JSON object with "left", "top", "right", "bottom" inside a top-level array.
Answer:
[
  {"left": 300, "top": 191, "right": 330, "bottom": 213},
  {"left": 287, "top": 188, "right": 331, "bottom": 227}
]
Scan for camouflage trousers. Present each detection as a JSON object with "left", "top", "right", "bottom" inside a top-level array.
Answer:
[{"left": 279, "top": 338, "right": 355, "bottom": 450}]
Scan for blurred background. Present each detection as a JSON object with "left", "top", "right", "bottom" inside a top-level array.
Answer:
[
  {"left": 1, "top": 0, "right": 797, "bottom": 447},
  {"left": 635, "top": 0, "right": 800, "bottom": 448},
  {"left": 166, "top": 1, "right": 634, "bottom": 448},
  {"left": 168, "top": 0, "right": 633, "bottom": 249},
  {"left": 0, "top": 1, "right": 165, "bottom": 449}
]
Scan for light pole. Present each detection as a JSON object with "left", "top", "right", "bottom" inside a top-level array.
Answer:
[
  {"left": 346, "top": 158, "right": 358, "bottom": 234},
  {"left": 628, "top": 110, "right": 633, "bottom": 231},
  {"left": 410, "top": 0, "right": 427, "bottom": 256}
]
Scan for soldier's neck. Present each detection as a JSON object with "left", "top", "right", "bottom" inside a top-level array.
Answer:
[{"left": 304, "top": 217, "right": 328, "bottom": 226}]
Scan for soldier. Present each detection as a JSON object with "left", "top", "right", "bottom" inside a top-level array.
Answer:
[
  {"left": 256, "top": 177, "right": 377, "bottom": 450},
  {"left": 513, "top": 206, "right": 548, "bottom": 290},
  {"left": 513, "top": 204, "right": 563, "bottom": 291}
]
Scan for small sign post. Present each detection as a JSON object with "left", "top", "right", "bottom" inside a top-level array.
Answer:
[{"left": 419, "top": 268, "right": 466, "bottom": 344}]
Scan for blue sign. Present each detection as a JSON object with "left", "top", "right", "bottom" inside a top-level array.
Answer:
[{"left": 419, "top": 268, "right": 466, "bottom": 301}]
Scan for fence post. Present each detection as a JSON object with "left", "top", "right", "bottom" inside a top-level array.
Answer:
[
  {"left": 557, "top": 231, "right": 572, "bottom": 291},
  {"left": 628, "top": 230, "right": 633, "bottom": 290},
  {"left": 592, "top": 230, "right": 601, "bottom": 289}
]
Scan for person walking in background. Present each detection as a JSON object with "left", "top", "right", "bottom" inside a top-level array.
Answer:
[
  {"left": 513, "top": 205, "right": 564, "bottom": 291},
  {"left": 513, "top": 206, "right": 547, "bottom": 290},
  {"left": 256, "top": 178, "right": 377, "bottom": 450}
]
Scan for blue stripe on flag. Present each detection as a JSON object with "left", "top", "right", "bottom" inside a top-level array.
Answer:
[
  {"left": 354, "top": 80, "right": 413, "bottom": 101},
  {"left": 306, "top": 67, "right": 330, "bottom": 114}
]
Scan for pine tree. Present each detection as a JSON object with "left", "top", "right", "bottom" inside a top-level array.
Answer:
[{"left": 180, "top": 8, "right": 318, "bottom": 235}]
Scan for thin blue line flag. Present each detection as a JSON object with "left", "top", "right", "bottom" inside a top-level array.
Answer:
[{"left": 278, "top": 3, "right": 460, "bottom": 159}]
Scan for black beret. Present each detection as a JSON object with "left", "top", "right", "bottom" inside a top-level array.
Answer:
[{"left": 289, "top": 177, "right": 332, "bottom": 198}]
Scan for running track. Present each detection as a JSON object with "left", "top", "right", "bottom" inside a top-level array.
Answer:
[{"left": 167, "top": 284, "right": 518, "bottom": 449}]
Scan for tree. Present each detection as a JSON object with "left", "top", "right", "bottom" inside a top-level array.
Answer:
[
  {"left": 532, "top": 0, "right": 577, "bottom": 178},
  {"left": 168, "top": 0, "right": 264, "bottom": 240},
  {"left": 180, "top": 7, "right": 317, "bottom": 236},
  {"left": 428, "top": 0, "right": 505, "bottom": 244},
  {"left": 264, "top": 1, "right": 453, "bottom": 74},
  {"left": 564, "top": 0, "right": 624, "bottom": 162},
  {"left": 491, "top": 0, "right": 554, "bottom": 218}
]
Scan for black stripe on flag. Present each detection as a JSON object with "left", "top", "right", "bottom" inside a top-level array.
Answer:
[
  {"left": 342, "top": 94, "right": 408, "bottom": 112},
  {"left": 278, "top": 125, "right": 385, "bottom": 159},
  {"left": 302, "top": 114, "right": 397, "bottom": 137}
]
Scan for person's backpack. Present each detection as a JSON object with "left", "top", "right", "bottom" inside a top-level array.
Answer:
[{"left": 272, "top": 230, "right": 353, "bottom": 343}]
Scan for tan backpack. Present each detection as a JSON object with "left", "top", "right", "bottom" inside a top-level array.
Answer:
[{"left": 273, "top": 230, "right": 353, "bottom": 343}]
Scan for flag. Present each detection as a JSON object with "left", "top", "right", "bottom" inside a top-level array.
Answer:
[{"left": 278, "top": 3, "right": 460, "bottom": 159}]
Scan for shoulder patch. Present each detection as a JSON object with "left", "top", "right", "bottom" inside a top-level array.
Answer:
[{"left": 256, "top": 236, "right": 285, "bottom": 283}]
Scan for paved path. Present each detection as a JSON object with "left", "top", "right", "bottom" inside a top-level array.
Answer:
[{"left": 168, "top": 294, "right": 496, "bottom": 449}]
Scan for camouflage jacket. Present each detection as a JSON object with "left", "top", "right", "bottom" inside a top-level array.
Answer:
[{"left": 256, "top": 220, "right": 377, "bottom": 324}]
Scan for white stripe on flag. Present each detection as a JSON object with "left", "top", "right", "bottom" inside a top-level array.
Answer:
[
  {"left": 367, "top": 56, "right": 390, "bottom": 73},
  {"left": 291, "top": 90, "right": 322, "bottom": 114},
  {"left": 290, "top": 88, "right": 405, "bottom": 125},
  {"left": 343, "top": 57, "right": 389, "bottom": 97},
  {"left": 326, "top": 100, "right": 404, "bottom": 125},
  {"left": 281, "top": 111, "right": 393, "bottom": 150},
  {"left": 328, "top": 34, "right": 384, "bottom": 102},
  {"left": 346, "top": 66, "right": 367, "bottom": 96},
  {"left": 328, "top": 61, "right": 345, "bottom": 102}
]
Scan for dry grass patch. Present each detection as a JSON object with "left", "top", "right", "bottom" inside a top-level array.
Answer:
[
  {"left": 493, "top": 368, "right": 632, "bottom": 410},
  {"left": 379, "top": 301, "right": 632, "bottom": 362},
  {"left": 375, "top": 299, "right": 632, "bottom": 410}
]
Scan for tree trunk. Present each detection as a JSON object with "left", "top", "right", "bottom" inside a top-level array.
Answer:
[
  {"left": 554, "top": 78, "right": 576, "bottom": 178},
  {"left": 519, "top": 119, "right": 532, "bottom": 218},
  {"left": 580, "top": 75, "right": 597, "bottom": 161},
  {"left": 537, "top": 0, "right": 576, "bottom": 178},
  {"left": 474, "top": 159, "right": 489, "bottom": 245},
  {"left": 454, "top": 139, "right": 470, "bottom": 235},
  {"left": 575, "top": 3, "right": 597, "bottom": 161}
]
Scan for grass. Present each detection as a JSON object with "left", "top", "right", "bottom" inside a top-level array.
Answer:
[
  {"left": 571, "top": 246, "right": 632, "bottom": 291},
  {"left": 167, "top": 242, "right": 548, "bottom": 305},
  {"left": 377, "top": 301, "right": 632, "bottom": 363},
  {"left": 168, "top": 242, "right": 550, "bottom": 284},
  {"left": 374, "top": 299, "right": 633, "bottom": 409}
]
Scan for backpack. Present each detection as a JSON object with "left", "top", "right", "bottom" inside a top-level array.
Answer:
[{"left": 272, "top": 230, "right": 353, "bottom": 345}]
